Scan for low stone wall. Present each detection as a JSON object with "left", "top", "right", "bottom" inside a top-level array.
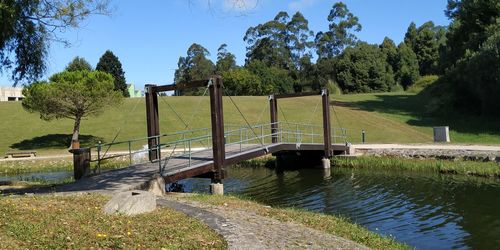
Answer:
[{"left": 357, "top": 148, "right": 500, "bottom": 162}]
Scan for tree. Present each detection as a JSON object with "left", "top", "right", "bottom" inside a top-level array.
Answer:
[
  {"left": 396, "top": 43, "right": 420, "bottom": 89},
  {"left": 315, "top": 2, "right": 362, "bottom": 59},
  {"left": 215, "top": 44, "right": 237, "bottom": 74},
  {"left": 379, "top": 37, "right": 398, "bottom": 72},
  {"left": 435, "top": 0, "right": 500, "bottom": 115},
  {"left": 246, "top": 60, "right": 294, "bottom": 94},
  {"left": 22, "top": 70, "right": 123, "bottom": 148},
  {"left": 404, "top": 22, "right": 418, "bottom": 51},
  {"left": 96, "top": 50, "right": 129, "bottom": 97},
  {"left": 335, "top": 42, "right": 395, "bottom": 93},
  {"left": 174, "top": 43, "right": 215, "bottom": 95},
  {"left": 414, "top": 21, "right": 440, "bottom": 75},
  {"left": 286, "top": 12, "right": 315, "bottom": 70},
  {"left": 244, "top": 11, "right": 293, "bottom": 69},
  {"left": 222, "top": 68, "right": 264, "bottom": 96},
  {"left": 0, "top": 0, "right": 110, "bottom": 85},
  {"left": 66, "top": 57, "right": 93, "bottom": 72}
]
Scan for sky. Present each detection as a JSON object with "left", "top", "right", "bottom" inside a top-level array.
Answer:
[{"left": 0, "top": 0, "right": 451, "bottom": 88}]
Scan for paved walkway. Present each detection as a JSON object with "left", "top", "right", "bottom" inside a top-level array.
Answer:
[
  {"left": 353, "top": 144, "right": 500, "bottom": 151},
  {"left": 157, "top": 195, "right": 369, "bottom": 250}
]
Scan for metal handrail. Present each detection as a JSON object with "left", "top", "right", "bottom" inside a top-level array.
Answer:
[{"left": 88, "top": 122, "right": 348, "bottom": 174}]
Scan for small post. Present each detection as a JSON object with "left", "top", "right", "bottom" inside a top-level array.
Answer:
[
  {"left": 362, "top": 130, "right": 366, "bottom": 144},
  {"left": 128, "top": 141, "right": 132, "bottom": 165},
  {"left": 188, "top": 139, "right": 192, "bottom": 166},
  {"left": 70, "top": 148, "right": 91, "bottom": 180},
  {"left": 97, "top": 141, "right": 101, "bottom": 173},
  {"left": 239, "top": 128, "right": 243, "bottom": 152},
  {"left": 157, "top": 138, "right": 162, "bottom": 172}
]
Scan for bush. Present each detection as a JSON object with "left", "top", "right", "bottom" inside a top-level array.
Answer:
[
  {"left": 327, "top": 79, "right": 342, "bottom": 95},
  {"left": 407, "top": 75, "right": 439, "bottom": 93}
]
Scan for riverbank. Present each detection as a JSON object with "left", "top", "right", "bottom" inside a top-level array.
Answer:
[
  {"left": 333, "top": 156, "right": 500, "bottom": 178},
  {"left": 0, "top": 192, "right": 408, "bottom": 249}
]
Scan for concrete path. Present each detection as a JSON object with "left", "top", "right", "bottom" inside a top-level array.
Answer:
[
  {"left": 353, "top": 144, "right": 500, "bottom": 151},
  {"left": 158, "top": 195, "right": 369, "bottom": 250}
]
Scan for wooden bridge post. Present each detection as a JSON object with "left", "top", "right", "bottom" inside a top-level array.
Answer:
[
  {"left": 209, "top": 76, "right": 225, "bottom": 187},
  {"left": 269, "top": 94, "right": 278, "bottom": 143},
  {"left": 145, "top": 84, "right": 160, "bottom": 162},
  {"left": 322, "top": 88, "right": 332, "bottom": 158}
]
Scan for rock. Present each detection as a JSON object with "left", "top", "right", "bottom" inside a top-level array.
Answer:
[{"left": 103, "top": 190, "right": 156, "bottom": 216}]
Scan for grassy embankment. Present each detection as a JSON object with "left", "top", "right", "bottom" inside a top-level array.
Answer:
[
  {"left": 0, "top": 194, "right": 226, "bottom": 249},
  {"left": 187, "top": 194, "right": 409, "bottom": 250},
  {"left": 1, "top": 92, "right": 484, "bottom": 156},
  {"left": 333, "top": 156, "right": 500, "bottom": 178}
]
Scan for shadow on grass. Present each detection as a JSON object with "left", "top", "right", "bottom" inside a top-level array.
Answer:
[
  {"left": 343, "top": 94, "right": 500, "bottom": 136},
  {"left": 11, "top": 134, "right": 104, "bottom": 150}
]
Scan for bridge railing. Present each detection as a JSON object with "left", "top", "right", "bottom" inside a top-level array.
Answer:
[
  {"left": 85, "top": 122, "right": 348, "bottom": 173},
  {"left": 87, "top": 128, "right": 212, "bottom": 173}
]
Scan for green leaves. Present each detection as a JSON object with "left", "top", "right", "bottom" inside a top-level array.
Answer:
[
  {"left": 96, "top": 50, "right": 129, "bottom": 97},
  {"left": 22, "top": 70, "right": 123, "bottom": 139}
]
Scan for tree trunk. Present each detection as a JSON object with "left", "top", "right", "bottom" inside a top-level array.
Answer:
[{"left": 71, "top": 116, "right": 82, "bottom": 149}]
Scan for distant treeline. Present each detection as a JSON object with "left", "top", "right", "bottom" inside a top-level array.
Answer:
[{"left": 174, "top": 1, "right": 499, "bottom": 116}]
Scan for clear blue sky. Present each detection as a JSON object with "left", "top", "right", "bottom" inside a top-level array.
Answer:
[{"left": 0, "top": 0, "right": 450, "bottom": 88}]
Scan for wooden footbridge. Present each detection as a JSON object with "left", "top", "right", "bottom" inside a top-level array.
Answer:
[{"left": 71, "top": 76, "right": 351, "bottom": 191}]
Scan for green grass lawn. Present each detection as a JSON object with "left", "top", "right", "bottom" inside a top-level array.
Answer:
[
  {"left": 0, "top": 194, "right": 226, "bottom": 249},
  {"left": 1, "top": 92, "right": 498, "bottom": 156}
]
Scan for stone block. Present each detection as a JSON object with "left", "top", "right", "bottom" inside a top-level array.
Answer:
[
  {"left": 210, "top": 183, "right": 224, "bottom": 195},
  {"left": 104, "top": 190, "right": 156, "bottom": 216},
  {"left": 433, "top": 126, "right": 450, "bottom": 142},
  {"left": 146, "top": 175, "right": 166, "bottom": 196}
]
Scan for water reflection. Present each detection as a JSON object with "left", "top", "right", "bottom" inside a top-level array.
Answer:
[{"left": 179, "top": 166, "right": 500, "bottom": 249}]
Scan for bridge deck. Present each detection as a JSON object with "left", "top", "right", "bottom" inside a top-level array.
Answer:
[
  {"left": 52, "top": 143, "right": 347, "bottom": 194},
  {"left": 151, "top": 143, "right": 348, "bottom": 183}
]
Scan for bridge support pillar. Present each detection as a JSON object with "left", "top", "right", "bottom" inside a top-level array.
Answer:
[
  {"left": 145, "top": 84, "right": 160, "bottom": 162},
  {"left": 269, "top": 94, "right": 278, "bottom": 143},
  {"left": 209, "top": 76, "right": 225, "bottom": 184},
  {"left": 322, "top": 88, "right": 332, "bottom": 158},
  {"left": 210, "top": 183, "right": 224, "bottom": 195},
  {"left": 322, "top": 158, "right": 331, "bottom": 169}
]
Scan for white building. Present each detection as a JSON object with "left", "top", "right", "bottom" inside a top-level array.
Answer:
[{"left": 0, "top": 87, "right": 24, "bottom": 101}]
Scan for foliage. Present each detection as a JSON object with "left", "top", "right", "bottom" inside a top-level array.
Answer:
[
  {"left": 395, "top": 43, "right": 420, "bottom": 89},
  {"left": 246, "top": 60, "right": 294, "bottom": 94},
  {"left": 96, "top": 50, "right": 129, "bottom": 97},
  {"left": 174, "top": 43, "right": 215, "bottom": 95},
  {"left": 215, "top": 44, "right": 237, "bottom": 74},
  {"left": 65, "top": 56, "right": 93, "bottom": 72},
  {"left": 332, "top": 156, "right": 500, "bottom": 178},
  {"left": 222, "top": 68, "right": 264, "bottom": 96},
  {"left": 414, "top": 21, "right": 440, "bottom": 75},
  {"left": 315, "top": 2, "right": 361, "bottom": 59},
  {"left": 335, "top": 42, "right": 395, "bottom": 93},
  {"left": 244, "top": 11, "right": 314, "bottom": 71},
  {"left": 407, "top": 75, "right": 438, "bottom": 93},
  {"left": 22, "top": 70, "right": 123, "bottom": 144},
  {"left": 435, "top": 0, "right": 500, "bottom": 115},
  {"left": 0, "top": 0, "right": 110, "bottom": 85}
]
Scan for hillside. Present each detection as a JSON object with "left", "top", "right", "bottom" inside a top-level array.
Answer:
[{"left": 1, "top": 92, "right": 498, "bottom": 156}]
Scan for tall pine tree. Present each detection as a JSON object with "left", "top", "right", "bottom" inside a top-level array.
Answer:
[{"left": 96, "top": 50, "right": 128, "bottom": 97}]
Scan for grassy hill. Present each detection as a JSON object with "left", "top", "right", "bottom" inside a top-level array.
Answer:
[{"left": 1, "top": 92, "right": 498, "bottom": 156}]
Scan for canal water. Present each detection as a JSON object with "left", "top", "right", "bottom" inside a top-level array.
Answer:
[{"left": 177, "top": 166, "right": 500, "bottom": 249}]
